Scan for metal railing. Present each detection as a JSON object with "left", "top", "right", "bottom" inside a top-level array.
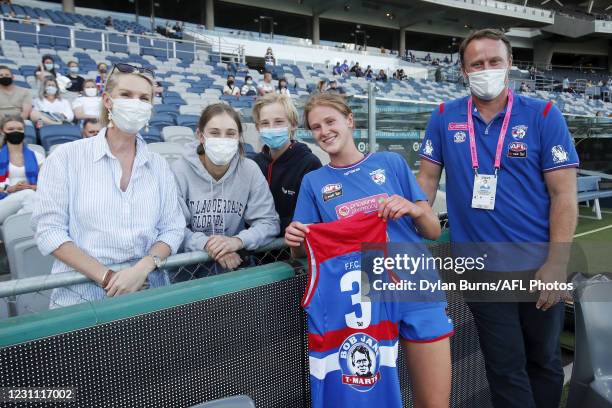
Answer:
[{"left": 0, "top": 238, "right": 289, "bottom": 317}]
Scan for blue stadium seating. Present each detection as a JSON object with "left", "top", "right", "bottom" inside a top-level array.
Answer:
[
  {"left": 176, "top": 42, "right": 195, "bottom": 62},
  {"left": 141, "top": 127, "right": 163, "bottom": 144},
  {"left": 24, "top": 125, "right": 37, "bottom": 145},
  {"left": 4, "top": 21, "right": 37, "bottom": 46},
  {"left": 149, "top": 113, "right": 176, "bottom": 128},
  {"left": 176, "top": 115, "right": 198, "bottom": 129},
  {"left": 108, "top": 34, "right": 129, "bottom": 54},
  {"left": 163, "top": 96, "right": 186, "bottom": 106},
  {"left": 75, "top": 31, "right": 102, "bottom": 51},
  {"left": 154, "top": 104, "right": 179, "bottom": 118},
  {"left": 39, "top": 125, "right": 81, "bottom": 151}
]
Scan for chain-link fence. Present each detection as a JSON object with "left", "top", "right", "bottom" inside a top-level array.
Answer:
[{"left": 0, "top": 238, "right": 291, "bottom": 319}]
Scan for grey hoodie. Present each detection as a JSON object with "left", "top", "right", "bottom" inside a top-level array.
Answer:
[{"left": 171, "top": 142, "right": 280, "bottom": 252}]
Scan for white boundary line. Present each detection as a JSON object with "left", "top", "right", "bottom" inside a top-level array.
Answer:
[{"left": 574, "top": 224, "right": 612, "bottom": 238}]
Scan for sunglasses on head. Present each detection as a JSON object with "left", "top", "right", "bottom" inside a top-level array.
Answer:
[{"left": 110, "top": 63, "right": 155, "bottom": 79}]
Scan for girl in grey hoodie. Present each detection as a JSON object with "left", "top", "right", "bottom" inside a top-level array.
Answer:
[{"left": 171, "top": 104, "right": 279, "bottom": 276}]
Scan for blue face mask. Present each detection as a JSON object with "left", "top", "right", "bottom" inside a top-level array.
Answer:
[
  {"left": 260, "top": 127, "right": 290, "bottom": 150},
  {"left": 69, "top": 66, "right": 79, "bottom": 74}
]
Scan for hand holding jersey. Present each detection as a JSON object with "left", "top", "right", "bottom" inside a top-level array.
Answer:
[{"left": 290, "top": 93, "right": 453, "bottom": 408}]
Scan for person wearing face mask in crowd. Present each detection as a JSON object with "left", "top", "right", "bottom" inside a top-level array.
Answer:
[
  {"left": 171, "top": 103, "right": 279, "bottom": 279},
  {"left": 276, "top": 78, "right": 291, "bottom": 97},
  {"left": 417, "top": 29, "right": 578, "bottom": 408},
  {"left": 35, "top": 55, "right": 57, "bottom": 82},
  {"left": 252, "top": 93, "right": 321, "bottom": 235},
  {"left": 73, "top": 79, "right": 102, "bottom": 121},
  {"left": 65, "top": 61, "right": 85, "bottom": 93},
  {"left": 30, "top": 78, "right": 74, "bottom": 126},
  {"left": 223, "top": 74, "right": 240, "bottom": 97},
  {"left": 0, "top": 115, "right": 44, "bottom": 223},
  {"left": 240, "top": 76, "right": 257, "bottom": 96},
  {"left": 95, "top": 62, "right": 109, "bottom": 93},
  {"left": 0, "top": 65, "right": 32, "bottom": 120},
  {"left": 32, "top": 63, "right": 185, "bottom": 308}
]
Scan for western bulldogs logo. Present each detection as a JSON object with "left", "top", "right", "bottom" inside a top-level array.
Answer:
[
  {"left": 339, "top": 333, "right": 381, "bottom": 392},
  {"left": 511, "top": 125, "right": 527, "bottom": 140},
  {"left": 454, "top": 132, "right": 466, "bottom": 143},
  {"left": 369, "top": 169, "right": 386, "bottom": 185}
]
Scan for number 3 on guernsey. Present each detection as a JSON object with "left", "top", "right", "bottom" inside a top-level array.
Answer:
[{"left": 340, "top": 270, "right": 371, "bottom": 329}]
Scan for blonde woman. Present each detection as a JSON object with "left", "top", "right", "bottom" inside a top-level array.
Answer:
[
  {"left": 30, "top": 77, "right": 74, "bottom": 126},
  {"left": 251, "top": 93, "right": 321, "bottom": 235},
  {"left": 32, "top": 63, "right": 185, "bottom": 308}
]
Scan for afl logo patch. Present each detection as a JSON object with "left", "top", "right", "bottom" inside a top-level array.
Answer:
[
  {"left": 508, "top": 141, "right": 527, "bottom": 158},
  {"left": 322, "top": 183, "right": 342, "bottom": 202},
  {"left": 339, "top": 333, "right": 381, "bottom": 392}
]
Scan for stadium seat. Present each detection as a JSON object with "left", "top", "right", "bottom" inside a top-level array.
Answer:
[
  {"left": 75, "top": 31, "right": 103, "bottom": 51},
  {"left": 3, "top": 21, "right": 37, "bottom": 46},
  {"left": 161, "top": 126, "right": 195, "bottom": 144},
  {"left": 567, "top": 281, "right": 612, "bottom": 408},
  {"left": 108, "top": 34, "right": 129, "bottom": 54},
  {"left": 163, "top": 96, "right": 186, "bottom": 106},
  {"left": 189, "top": 396, "right": 255, "bottom": 408},
  {"left": 147, "top": 142, "right": 184, "bottom": 164},
  {"left": 2, "top": 212, "right": 34, "bottom": 266},
  {"left": 24, "top": 125, "right": 37, "bottom": 145},
  {"left": 154, "top": 104, "right": 179, "bottom": 119},
  {"left": 149, "top": 113, "right": 176, "bottom": 128},
  {"left": 39, "top": 125, "right": 82, "bottom": 151},
  {"left": 179, "top": 105, "right": 204, "bottom": 116},
  {"left": 141, "top": 127, "right": 163, "bottom": 144},
  {"left": 176, "top": 114, "right": 199, "bottom": 129}
]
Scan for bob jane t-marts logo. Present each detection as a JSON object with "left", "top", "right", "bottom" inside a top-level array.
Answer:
[
  {"left": 507, "top": 141, "right": 527, "bottom": 158},
  {"left": 322, "top": 183, "right": 343, "bottom": 202},
  {"left": 339, "top": 333, "right": 381, "bottom": 391}
]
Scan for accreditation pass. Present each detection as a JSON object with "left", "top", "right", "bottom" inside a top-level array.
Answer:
[{"left": 471, "top": 174, "right": 497, "bottom": 210}]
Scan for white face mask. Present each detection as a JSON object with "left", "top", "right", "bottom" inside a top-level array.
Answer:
[
  {"left": 205, "top": 138, "right": 238, "bottom": 166},
  {"left": 109, "top": 98, "right": 152, "bottom": 134},
  {"left": 45, "top": 86, "right": 58, "bottom": 95},
  {"left": 84, "top": 88, "right": 98, "bottom": 97},
  {"left": 467, "top": 68, "right": 507, "bottom": 101}
]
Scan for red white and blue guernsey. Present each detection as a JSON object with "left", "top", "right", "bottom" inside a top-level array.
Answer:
[{"left": 294, "top": 152, "right": 454, "bottom": 407}]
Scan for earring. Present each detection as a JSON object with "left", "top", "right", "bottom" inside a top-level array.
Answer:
[{"left": 107, "top": 112, "right": 114, "bottom": 128}]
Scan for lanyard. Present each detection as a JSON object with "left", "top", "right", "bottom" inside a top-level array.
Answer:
[{"left": 467, "top": 89, "right": 514, "bottom": 175}]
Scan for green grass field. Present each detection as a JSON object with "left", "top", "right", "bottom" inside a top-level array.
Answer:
[{"left": 575, "top": 206, "right": 612, "bottom": 241}]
